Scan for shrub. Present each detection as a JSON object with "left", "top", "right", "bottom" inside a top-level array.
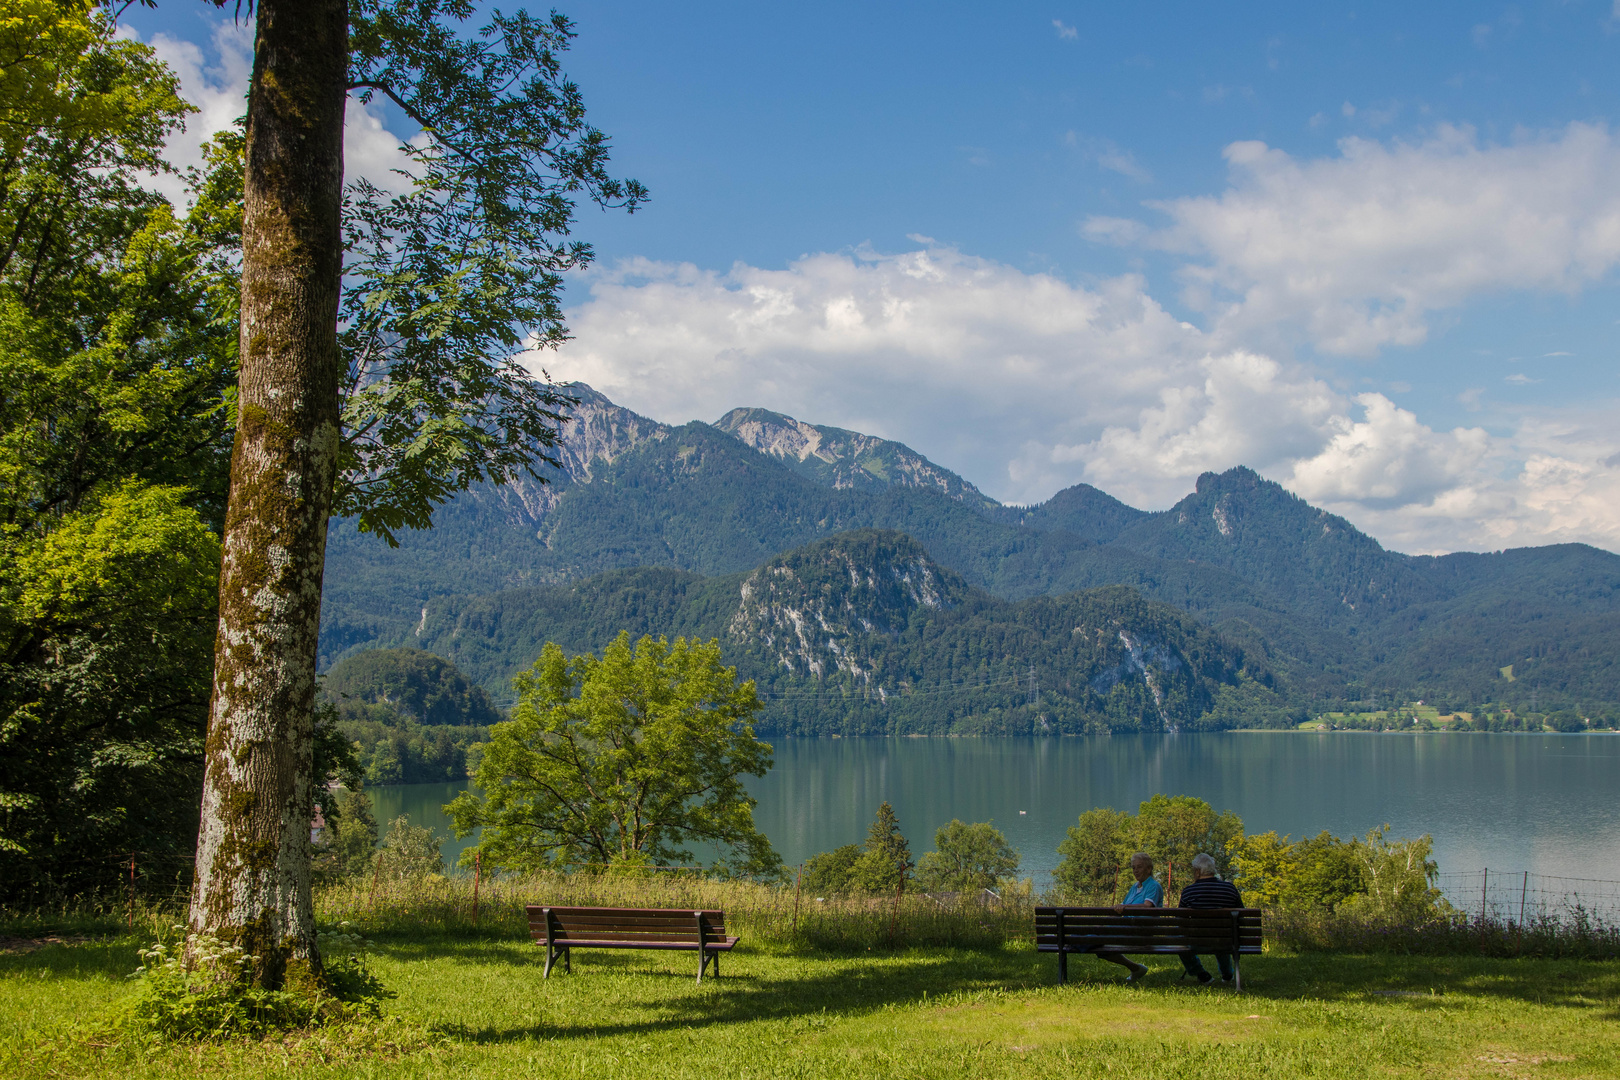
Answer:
[
  {"left": 120, "top": 923, "right": 390, "bottom": 1041},
  {"left": 915, "top": 820, "right": 1019, "bottom": 893}
]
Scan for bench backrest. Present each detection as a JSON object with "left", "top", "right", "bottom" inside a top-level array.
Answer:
[
  {"left": 1035, "top": 906, "right": 1262, "bottom": 954},
  {"left": 526, "top": 905, "right": 728, "bottom": 944}
]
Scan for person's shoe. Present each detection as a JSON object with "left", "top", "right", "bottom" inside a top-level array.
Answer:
[
  {"left": 1195, "top": 970, "right": 1214, "bottom": 985},
  {"left": 1220, "top": 975, "right": 1235, "bottom": 985},
  {"left": 1124, "top": 963, "right": 1150, "bottom": 984}
]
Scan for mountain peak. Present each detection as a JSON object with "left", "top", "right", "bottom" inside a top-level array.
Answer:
[
  {"left": 715, "top": 406, "right": 995, "bottom": 508},
  {"left": 1195, "top": 465, "right": 1263, "bottom": 495}
]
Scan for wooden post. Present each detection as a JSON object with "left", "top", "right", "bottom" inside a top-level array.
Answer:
[
  {"left": 1517, "top": 870, "right": 1528, "bottom": 953},
  {"left": 127, "top": 854, "right": 136, "bottom": 929},
  {"left": 792, "top": 864, "right": 802, "bottom": 933},
  {"left": 888, "top": 873, "right": 904, "bottom": 949},
  {"left": 472, "top": 851, "right": 482, "bottom": 926},
  {"left": 1167, "top": 859, "right": 1173, "bottom": 899},
  {"left": 1481, "top": 868, "right": 1489, "bottom": 922},
  {"left": 370, "top": 855, "right": 381, "bottom": 912}
]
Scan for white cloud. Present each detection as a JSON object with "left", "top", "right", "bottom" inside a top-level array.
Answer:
[
  {"left": 1094, "top": 123, "right": 1620, "bottom": 356},
  {"left": 548, "top": 244, "right": 1206, "bottom": 505},
  {"left": 135, "top": 18, "right": 417, "bottom": 207},
  {"left": 1286, "top": 394, "right": 1489, "bottom": 509},
  {"left": 1052, "top": 19, "right": 1078, "bottom": 40},
  {"left": 548, "top": 241, "right": 1620, "bottom": 555}
]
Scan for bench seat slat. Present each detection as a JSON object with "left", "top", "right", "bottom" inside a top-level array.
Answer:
[
  {"left": 540, "top": 937, "right": 740, "bottom": 952},
  {"left": 531, "top": 917, "right": 729, "bottom": 930}
]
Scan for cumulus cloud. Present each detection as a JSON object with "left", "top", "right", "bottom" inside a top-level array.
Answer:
[
  {"left": 136, "top": 18, "right": 417, "bottom": 207},
  {"left": 548, "top": 240, "right": 1620, "bottom": 555},
  {"left": 1088, "top": 123, "right": 1620, "bottom": 355},
  {"left": 548, "top": 245, "right": 1206, "bottom": 503}
]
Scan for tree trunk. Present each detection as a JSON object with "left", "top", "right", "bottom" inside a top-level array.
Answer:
[{"left": 188, "top": 0, "right": 347, "bottom": 990}]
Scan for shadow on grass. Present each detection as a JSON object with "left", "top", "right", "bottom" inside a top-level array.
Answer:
[{"left": 362, "top": 935, "right": 1607, "bottom": 1046}]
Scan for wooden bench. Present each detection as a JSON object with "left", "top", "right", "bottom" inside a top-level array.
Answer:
[
  {"left": 525, "top": 905, "right": 739, "bottom": 984},
  {"left": 1035, "top": 906, "right": 1263, "bottom": 990}
]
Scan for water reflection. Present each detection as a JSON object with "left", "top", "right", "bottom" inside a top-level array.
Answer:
[{"left": 368, "top": 733, "right": 1620, "bottom": 885}]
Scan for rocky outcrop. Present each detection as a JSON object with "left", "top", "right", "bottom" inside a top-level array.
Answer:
[
  {"left": 715, "top": 406, "right": 996, "bottom": 509},
  {"left": 728, "top": 530, "right": 966, "bottom": 679}
]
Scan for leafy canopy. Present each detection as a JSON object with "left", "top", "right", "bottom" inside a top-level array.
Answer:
[
  {"left": 1053, "top": 795, "right": 1243, "bottom": 901},
  {"left": 915, "top": 819, "right": 1020, "bottom": 893},
  {"left": 448, "top": 633, "right": 778, "bottom": 877},
  {"left": 336, "top": 0, "right": 645, "bottom": 542}
]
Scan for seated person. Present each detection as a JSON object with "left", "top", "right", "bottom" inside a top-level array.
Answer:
[
  {"left": 1098, "top": 851, "right": 1162, "bottom": 983},
  {"left": 1177, "top": 852, "right": 1243, "bottom": 984}
]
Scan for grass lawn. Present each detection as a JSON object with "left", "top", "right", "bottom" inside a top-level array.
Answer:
[{"left": 2, "top": 933, "right": 1615, "bottom": 1079}]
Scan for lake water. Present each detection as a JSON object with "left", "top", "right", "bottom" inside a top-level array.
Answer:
[{"left": 371, "top": 732, "right": 1620, "bottom": 905}]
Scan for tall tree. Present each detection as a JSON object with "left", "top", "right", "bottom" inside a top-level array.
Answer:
[
  {"left": 0, "top": 2, "right": 238, "bottom": 901},
  {"left": 189, "top": 0, "right": 642, "bottom": 988},
  {"left": 187, "top": 0, "right": 348, "bottom": 990}
]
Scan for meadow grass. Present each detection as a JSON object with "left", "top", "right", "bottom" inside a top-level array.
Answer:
[{"left": 3, "top": 920, "right": 1616, "bottom": 1079}]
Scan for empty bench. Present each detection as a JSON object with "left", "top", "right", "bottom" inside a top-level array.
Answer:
[
  {"left": 526, "top": 905, "right": 738, "bottom": 984},
  {"left": 1035, "top": 906, "right": 1263, "bottom": 990}
]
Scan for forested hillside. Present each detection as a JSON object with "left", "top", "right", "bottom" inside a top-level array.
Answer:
[
  {"left": 400, "top": 531, "right": 1286, "bottom": 735},
  {"left": 321, "top": 386, "right": 1620, "bottom": 715}
]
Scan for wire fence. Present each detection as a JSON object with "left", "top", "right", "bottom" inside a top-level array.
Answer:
[{"left": 1435, "top": 869, "right": 1620, "bottom": 924}]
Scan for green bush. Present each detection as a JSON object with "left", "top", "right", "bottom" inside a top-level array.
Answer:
[
  {"left": 915, "top": 820, "right": 1020, "bottom": 893},
  {"left": 120, "top": 924, "right": 390, "bottom": 1042}
]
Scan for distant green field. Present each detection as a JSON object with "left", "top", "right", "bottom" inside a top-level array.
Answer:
[{"left": 3, "top": 933, "right": 1615, "bottom": 1079}]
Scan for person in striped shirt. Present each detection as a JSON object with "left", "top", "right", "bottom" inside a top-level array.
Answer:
[{"left": 1178, "top": 852, "right": 1243, "bottom": 984}]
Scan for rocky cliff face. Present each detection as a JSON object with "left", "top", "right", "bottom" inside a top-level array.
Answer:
[
  {"left": 470, "top": 383, "right": 671, "bottom": 528},
  {"left": 728, "top": 530, "right": 967, "bottom": 681},
  {"left": 715, "top": 406, "right": 996, "bottom": 509}
]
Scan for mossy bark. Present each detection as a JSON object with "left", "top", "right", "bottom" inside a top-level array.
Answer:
[{"left": 188, "top": 0, "right": 347, "bottom": 990}]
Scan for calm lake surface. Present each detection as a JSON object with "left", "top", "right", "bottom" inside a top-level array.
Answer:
[{"left": 372, "top": 732, "right": 1620, "bottom": 892}]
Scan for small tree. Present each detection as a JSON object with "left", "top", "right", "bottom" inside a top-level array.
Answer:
[
  {"left": 376, "top": 815, "right": 444, "bottom": 880},
  {"left": 915, "top": 820, "right": 1020, "bottom": 893},
  {"left": 1343, "top": 826, "right": 1445, "bottom": 919},
  {"left": 802, "top": 845, "right": 862, "bottom": 895},
  {"left": 331, "top": 790, "right": 379, "bottom": 878},
  {"left": 848, "top": 802, "right": 913, "bottom": 894},
  {"left": 1053, "top": 807, "right": 1135, "bottom": 899},
  {"left": 1134, "top": 794, "right": 1244, "bottom": 883},
  {"left": 449, "top": 633, "right": 779, "bottom": 877}
]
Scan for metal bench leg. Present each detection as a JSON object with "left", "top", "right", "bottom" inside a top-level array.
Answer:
[
  {"left": 697, "top": 945, "right": 709, "bottom": 985},
  {"left": 1233, "top": 955, "right": 1241, "bottom": 993},
  {"left": 1058, "top": 949, "right": 1068, "bottom": 984}
]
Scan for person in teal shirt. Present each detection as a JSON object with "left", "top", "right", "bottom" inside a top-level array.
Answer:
[{"left": 1098, "top": 851, "right": 1163, "bottom": 983}]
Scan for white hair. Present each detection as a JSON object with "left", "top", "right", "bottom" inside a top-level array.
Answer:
[
  {"left": 1129, "top": 851, "right": 1152, "bottom": 868},
  {"left": 1190, "top": 852, "right": 1218, "bottom": 874}
]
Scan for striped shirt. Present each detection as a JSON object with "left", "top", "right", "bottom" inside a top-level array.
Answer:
[{"left": 1179, "top": 877, "right": 1243, "bottom": 909}]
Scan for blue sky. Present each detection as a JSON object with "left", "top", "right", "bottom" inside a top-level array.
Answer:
[{"left": 125, "top": 2, "right": 1620, "bottom": 554}]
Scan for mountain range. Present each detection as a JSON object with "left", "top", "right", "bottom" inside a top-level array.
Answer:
[{"left": 319, "top": 384, "right": 1620, "bottom": 730}]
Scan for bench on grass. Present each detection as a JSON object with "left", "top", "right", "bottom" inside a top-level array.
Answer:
[
  {"left": 1035, "top": 906, "right": 1263, "bottom": 990},
  {"left": 525, "top": 906, "right": 738, "bottom": 984}
]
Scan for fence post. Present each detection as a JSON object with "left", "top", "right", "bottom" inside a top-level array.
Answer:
[
  {"left": 793, "top": 864, "right": 802, "bottom": 933},
  {"left": 472, "top": 851, "right": 482, "bottom": 926},
  {"left": 888, "top": 870, "right": 904, "bottom": 949},
  {"left": 127, "top": 853, "right": 136, "bottom": 930},
  {"left": 1517, "top": 870, "right": 1528, "bottom": 953},
  {"left": 370, "top": 855, "right": 381, "bottom": 912},
  {"left": 1481, "top": 868, "right": 1488, "bottom": 922}
]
